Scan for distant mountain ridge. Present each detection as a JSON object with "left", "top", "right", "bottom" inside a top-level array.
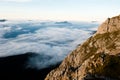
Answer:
[
  {"left": 45, "top": 15, "right": 120, "bottom": 80},
  {"left": 0, "top": 19, "right": 7, "bottom": 22},
  {"left": 55, "top": 21, "right": 72, "bottom": 25}
]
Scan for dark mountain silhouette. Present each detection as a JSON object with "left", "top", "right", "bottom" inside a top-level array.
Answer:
[
  {"left": 0, "top": 52, "right": 60, "bottom": 80},
  {"left": 0, "top": 19, "right": 7, "bottom": 22}
]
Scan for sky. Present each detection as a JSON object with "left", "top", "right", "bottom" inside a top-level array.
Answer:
[{"left": 0, "top": 0, "right": 120, "bottom": 22}]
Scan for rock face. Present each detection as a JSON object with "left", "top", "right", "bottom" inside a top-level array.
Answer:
[
  {"left": 97, "top": 15, "right": 120, "bottom": 34},
  {"left": 45, "top": 15, "right": 120, "bottom": 80}
]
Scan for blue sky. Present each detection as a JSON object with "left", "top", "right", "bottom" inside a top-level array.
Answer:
[{"left": 0, "top": 0, "right": 120, "bottom": 21}]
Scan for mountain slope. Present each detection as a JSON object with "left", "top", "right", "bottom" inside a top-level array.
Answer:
[{"left": 45, "top": 15, "right": 120, "bottom": 80}]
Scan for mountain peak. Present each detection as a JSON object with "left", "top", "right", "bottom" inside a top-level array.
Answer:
[{"left": 97, "top": 15, "right": 120, "bottom": 34}]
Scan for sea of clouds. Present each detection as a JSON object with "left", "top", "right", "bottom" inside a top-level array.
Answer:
[{"left": 0, "top": 20, "right": 99, "bottom": 69}]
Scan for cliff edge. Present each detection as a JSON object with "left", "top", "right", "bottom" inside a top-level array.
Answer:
[{"left": 45, "top": 15, "right": 120, "bottom": 80}]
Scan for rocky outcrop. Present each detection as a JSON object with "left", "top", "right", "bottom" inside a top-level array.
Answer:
[
  {"left": 45, "top": 15, "right": 120, "bottom": 80},
  {"left": 97, "top": 15, "right": 120, "bottom": 34}
]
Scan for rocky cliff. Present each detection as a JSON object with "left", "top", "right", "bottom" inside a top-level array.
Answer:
[{"left": 45, "top": 15, "right": 120, "bottom": 80}]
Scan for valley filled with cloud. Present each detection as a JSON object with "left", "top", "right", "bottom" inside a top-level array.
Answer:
[{"left": 0, "top": 20, "right": 98, "bottom": 69}]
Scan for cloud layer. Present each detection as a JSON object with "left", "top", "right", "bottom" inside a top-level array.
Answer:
[{"left": 0, "top": 21, "right": 98, "bottom": 69}]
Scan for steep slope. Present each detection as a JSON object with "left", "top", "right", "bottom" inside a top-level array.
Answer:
[{"left": 45, "top": 15, "right": 120, "bottom": 80}]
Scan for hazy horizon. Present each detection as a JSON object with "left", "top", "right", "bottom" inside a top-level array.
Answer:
[{"left": 0, "top": 0, "right": 120, "bottom": 22}]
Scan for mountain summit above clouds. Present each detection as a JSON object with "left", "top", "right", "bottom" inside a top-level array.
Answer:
[{"left": 45, "top": 15, "right": 120, "bottom": 80}]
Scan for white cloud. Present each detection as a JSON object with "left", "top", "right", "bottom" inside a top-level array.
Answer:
[
  {"left": 0, "top": 0, "right": 32, "bottom": 2},
  {"left": 0, "top": 21, "right": 98, "bottom": 69}
]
